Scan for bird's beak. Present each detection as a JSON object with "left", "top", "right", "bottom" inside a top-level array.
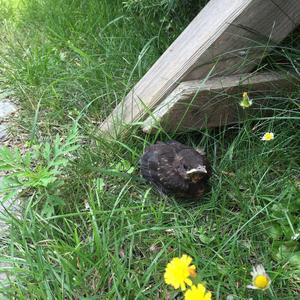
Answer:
[{"left": 186, "top": 165, "right": 207, "bottom": 174}]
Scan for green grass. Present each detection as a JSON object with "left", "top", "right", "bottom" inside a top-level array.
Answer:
[{"left": 0, "top": 0, "right": 300, "bottom": 299}]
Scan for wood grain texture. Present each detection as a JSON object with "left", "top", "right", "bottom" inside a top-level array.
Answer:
[
  {"left": 101, "top": 0, "right": 300, "bottom": 135},
  {"left": 142, "top": 72, "right": 298, "bottom": 133}
]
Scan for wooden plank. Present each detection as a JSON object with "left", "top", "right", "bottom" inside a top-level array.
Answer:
[
  {"left": 142, "top": 72, "right": 298, "bottom": 133},
  {"left": 100, "top": 0, "right": 300, "bottom": 135}
]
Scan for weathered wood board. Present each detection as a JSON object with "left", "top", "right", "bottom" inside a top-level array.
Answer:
[
  {"left": 100, "top": 0, "right": 300, "bottom": 135},
  {"left": 142, "top": 72, "right": 298, "bottom": 133}
]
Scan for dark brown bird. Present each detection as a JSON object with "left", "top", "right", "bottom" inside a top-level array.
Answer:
[{"left": 140, "top": 141, "right": 211, "bottom": 199}]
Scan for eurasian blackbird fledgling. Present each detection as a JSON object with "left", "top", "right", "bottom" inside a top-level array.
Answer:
[{"left": 140, "top": 141, "right": 211, "bottom": 199}]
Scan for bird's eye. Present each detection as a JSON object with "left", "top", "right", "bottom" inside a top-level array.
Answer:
[{"left": 183, "top": 164, "right": 188, "bottom": 170}]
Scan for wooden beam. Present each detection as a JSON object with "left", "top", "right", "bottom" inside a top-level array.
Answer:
[
  {"left": 142, "top": 72, "right": 297, "bottom": 133},
  {"left": 101, "top": 0, "right": 300, "bottom": 135}
]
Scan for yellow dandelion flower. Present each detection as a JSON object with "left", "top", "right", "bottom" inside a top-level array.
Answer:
[
  {"left": 247, "top": 264, "right": 271, "bottom": 290},
  {"left": 164, "top": 254, "right": 196, "bottom": 291},
  {"left": 184, "top": 284, "right": 212, "bottom": 300},
  {"left": 240, "top": 92, "right": 253, "bottom": 109},
  {"left": 261, "top": 132, "right": 274, "bottom": 141}
]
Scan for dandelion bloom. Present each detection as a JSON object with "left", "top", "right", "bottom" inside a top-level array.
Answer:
[
  {"left": 184, "top": 284, "right": 212, "bottom": 300},
  {"left": 247, "top": 264, "right": 271, "bottom": 290},
  {"left": 240, "top": 92, "right": 253, "bottom": 109},
  {"left": 164, "top": 254, "right": 196, "bottom": 291},
  {"left": 261, "top": 132, "right": 274, "bottom": 141}
]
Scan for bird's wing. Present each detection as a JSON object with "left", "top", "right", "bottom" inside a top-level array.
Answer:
[
  {"left": 142, "top": 142, "right": 166, "bottom": 154},
  {"left": 140, "top": 149, "right": 161, "bottom": 186},
  {"left": 140, "top": 144, "right": 189, "bottom": 194}
]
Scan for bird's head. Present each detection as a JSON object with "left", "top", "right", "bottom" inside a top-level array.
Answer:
[
  {"left": 185, "top": 165, "right": 207, "bottom": 183},
  {"left": 178, "top": 152, "right": 208, "bottom": 183},
  {"left": 181, "top": 156, "right": 208, "bottom": 183}
]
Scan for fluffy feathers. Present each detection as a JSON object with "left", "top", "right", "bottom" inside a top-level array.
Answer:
[{"left": 140, "top": 141, "right": 211, "bottom": 199}]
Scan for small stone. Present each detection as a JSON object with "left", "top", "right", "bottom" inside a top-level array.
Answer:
[
  {"left": 0, "top": 124, "right": 7, "bottom": 141},
  {"left": 0, "top": 90, "right": 14, "bottom": 101},
  {"left": 0, "top": 101, "right": 17, "bottom": 119},
  {"left": 0, "top": 98, "right": 19, "bottom": 284}
]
